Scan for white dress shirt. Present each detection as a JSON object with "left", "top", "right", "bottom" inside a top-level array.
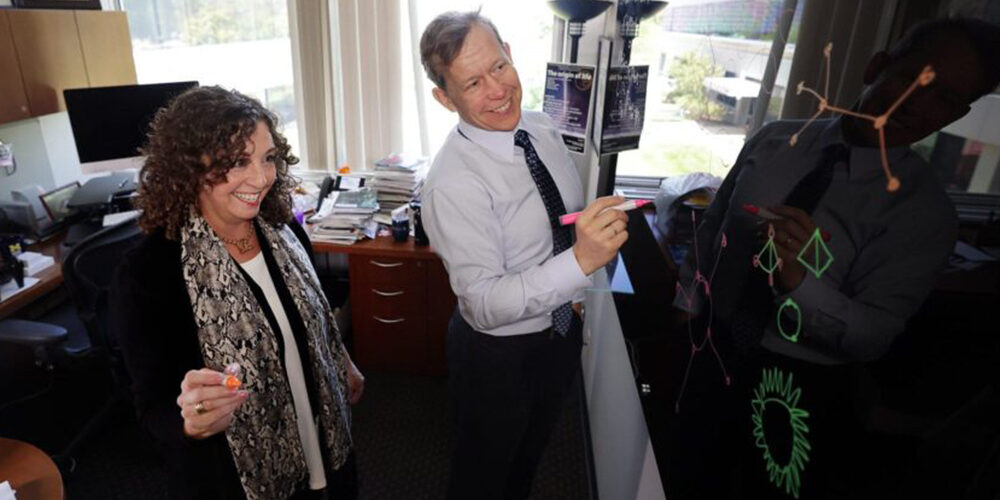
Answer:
[
  {"left": 422, "top": 111, "right": 592, "bottom": 336},
  {"left": 239, "top": 252, "right": 327, "bottom": 490},
  {"left": 674, "top": 117, "right": 957, "bottom": 364}
]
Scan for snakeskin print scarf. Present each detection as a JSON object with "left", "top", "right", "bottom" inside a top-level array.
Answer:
[{"left": 180, "top": 213, "right": 352, "bottom": 500}]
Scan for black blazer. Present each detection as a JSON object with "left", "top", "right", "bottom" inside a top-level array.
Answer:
[{"left": 111, "top": 221, "right": 321, "bottom": 500}]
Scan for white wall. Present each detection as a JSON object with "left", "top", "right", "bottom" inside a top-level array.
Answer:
[{"left": 0, "top": 112, "right": 84, "bottom": 202}]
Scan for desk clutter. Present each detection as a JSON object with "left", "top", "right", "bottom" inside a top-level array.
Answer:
[
  {"left": 310, "top": 188, "right": 380, "bottom": 245},
  {"left": 308, "top": 154, "right": 428, "bottom": 246}
]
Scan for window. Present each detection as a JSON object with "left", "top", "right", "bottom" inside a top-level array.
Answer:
[
  {"left": 119, "top": 0, "right": 300, "bottom": 156},
  {"left": 399, "top": 0, "right": 555, "bottom": 156},
  {"left": 615, "top": 0, "right": 803, "bottom": 180}
]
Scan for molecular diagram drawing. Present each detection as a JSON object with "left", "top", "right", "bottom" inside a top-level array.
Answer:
[
  {"left": 674, "top": 210, "right": 732, "bottom": 413},
  {"left": 790, "top": 42, "right": 936, "bottom": 192},
  {"left": 751, "top": 366, "right": 812, "bottom": 499}
]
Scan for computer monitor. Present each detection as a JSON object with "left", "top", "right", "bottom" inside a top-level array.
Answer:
[
  {"left": 39, "top": 181, "right": 81, "bottom": 224},
  {"left": 63, "top": 81, "right": 198, "bottom": 174}
]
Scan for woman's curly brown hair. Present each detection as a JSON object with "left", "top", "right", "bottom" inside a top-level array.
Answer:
[{"left": 136, "top": 85, "right": 299, "bottom": 239}]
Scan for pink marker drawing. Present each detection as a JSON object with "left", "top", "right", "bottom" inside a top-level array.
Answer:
[
  {"left": 559, "top": 199, "right": 652, "bottom": 226},
  {"left": 674, "top": 210, "right": 731, "bottom": 414}
]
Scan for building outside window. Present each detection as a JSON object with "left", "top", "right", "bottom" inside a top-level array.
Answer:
[
  {"left": 119, "top": 0, "right": 300, "bottom": 156},
  {"left": 616, "top": 0, "right": 804, "bottom": 179}
]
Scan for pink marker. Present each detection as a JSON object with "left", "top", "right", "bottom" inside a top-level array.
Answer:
[
  {"left": 559, "top": 199, "right": 652, "bottom": 226},
  {"left": 742, "top": 203, "right": 782, "bottom": 220},
  {"left": 742, "top": 203, "right": 831, "bottom": 242}
]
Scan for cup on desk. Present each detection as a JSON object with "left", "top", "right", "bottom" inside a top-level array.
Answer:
[{"left": 391, "top": 219, "right": 410, "bottom": 242}]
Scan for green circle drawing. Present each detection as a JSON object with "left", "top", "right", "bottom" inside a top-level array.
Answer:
[
  {"left": 751, "top": 367, "right": 812, "bottom": 499},
  {"left": 777, "top": 298, "right": 802, "bottom": 342}
]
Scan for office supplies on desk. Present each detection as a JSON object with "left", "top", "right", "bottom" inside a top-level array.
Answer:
[
  {"left": 16, "top": 251, "right": 54, "bottom": 276},
  {"left": 67, "top": 172, "right": 136, "bottom": 210}
]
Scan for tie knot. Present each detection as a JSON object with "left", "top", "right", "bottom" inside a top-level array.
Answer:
[{"left": 514, "top": 129, "right": 531, "bottom": 149}]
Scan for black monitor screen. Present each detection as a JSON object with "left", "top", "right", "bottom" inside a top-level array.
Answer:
[{"left": 64, "top": 81, "right": 198, "bottom": 163}]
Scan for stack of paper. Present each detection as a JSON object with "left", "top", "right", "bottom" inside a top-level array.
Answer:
[
  {"left": 371, "top": 154, "right": 427, "bottom": 219},
  {"left": 16, "top": 251, "right": 55, "bottom": 276},
  {"left": 310, "top": 188, "right": 379, "bottom": 245}
]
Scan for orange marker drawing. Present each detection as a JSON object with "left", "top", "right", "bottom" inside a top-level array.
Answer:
[{"left": 791, "top": 42, "right": 934, "bottom": 192}]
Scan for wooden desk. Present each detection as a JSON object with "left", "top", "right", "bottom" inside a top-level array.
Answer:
[
  {"left": 0, "top": 437, "right": 63, "bottom": 500},
  {"left": 0, "top": 235, "right": 65, "bottom": 321},
  {"left": 312, "top": 234, "right": 456, "bottom": 376}
]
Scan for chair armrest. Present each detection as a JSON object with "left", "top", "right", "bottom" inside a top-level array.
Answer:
[{"left": 0, "top": 319, "right": 68, "bottom": 347}]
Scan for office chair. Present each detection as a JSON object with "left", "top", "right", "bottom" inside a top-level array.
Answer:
[{"left": 0, "top": 219, "right": 143, "bottom": 470}]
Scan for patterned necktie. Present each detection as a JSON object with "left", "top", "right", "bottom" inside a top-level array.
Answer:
[{"left": 514, "top": 129, "right": 574, "bottom": 336}]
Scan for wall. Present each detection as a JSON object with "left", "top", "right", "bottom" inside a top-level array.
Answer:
[{"left": 0, "top": 112, "right": 83, "bottom": 202}]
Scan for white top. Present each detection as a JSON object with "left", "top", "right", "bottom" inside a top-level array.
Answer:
[
  {"left": 239, "top": 252, "right": 327, "bottom": 490},
  {"left": 422, "top": 111, "right": 592, "bottom": 336}
]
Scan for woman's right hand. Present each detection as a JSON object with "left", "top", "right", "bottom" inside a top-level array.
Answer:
[{"left": 177, "top": 368, "right": 249, "bottom": 439}]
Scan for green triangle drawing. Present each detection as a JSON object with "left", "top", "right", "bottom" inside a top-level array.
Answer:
[{"left": 796, "top": 229, "right": 834, "bottom": 278}]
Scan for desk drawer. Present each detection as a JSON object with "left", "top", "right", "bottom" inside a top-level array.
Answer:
[
  {"left": 357, "top": 286, "right": 425, "bottom": 318},
  {"left": 353, "top": 310, "right": 427, "bottom": 373},
  {"left": 350, "top": 256, "right": 425, "bottom": 288}
]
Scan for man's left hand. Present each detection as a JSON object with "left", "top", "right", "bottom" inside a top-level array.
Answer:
[{"left": 767, "top": 205, "right": 816, "bottom": 292}]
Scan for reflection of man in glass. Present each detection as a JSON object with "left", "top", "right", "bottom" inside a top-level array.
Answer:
[
  {"left": 675, "top": 18, "right": 1000, "bottom": 365},
  {"left": 667, "top": 18, "right": 1000, "bottom": 499}
]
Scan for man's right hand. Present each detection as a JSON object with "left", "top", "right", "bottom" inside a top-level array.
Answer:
[
  {"left": 177, "top": 368, "right": 249, "bottom": 440},
  {"left": 572, "top": 196, "right": 629, "bottom": 275}
]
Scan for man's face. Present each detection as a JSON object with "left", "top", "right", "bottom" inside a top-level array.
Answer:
[
  {"left": 856, "top": 33, "right": 983, "bottom": 147},
  {"left": 432, "top": 24, "right": 523, "bottom": 132}
]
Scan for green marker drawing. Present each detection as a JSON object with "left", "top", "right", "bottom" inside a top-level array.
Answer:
[
  {"left": 777, "top": 298, "right": 802, "bottom": 342},
  {"left": 751, "top": 367, "right": 812, "bottom": 499},
  {"left": 796, "top": 228, "right": 834, "bottom": 279}
]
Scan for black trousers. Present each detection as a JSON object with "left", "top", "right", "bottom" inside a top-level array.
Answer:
[{"left": 446, "top": 309, "right": 583, "bottom": 500}]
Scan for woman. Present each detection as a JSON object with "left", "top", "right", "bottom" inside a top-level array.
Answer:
[{"left": 112, "top": 86, "right": 363, "bottom": 500}]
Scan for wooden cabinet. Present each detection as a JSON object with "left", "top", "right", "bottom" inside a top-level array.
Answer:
[
  {"left": 0, "top": 9, "right": 136, "bottom": 125},
  {"left": 0, "top": 12, "right": 31, "bottom": 124},
  {"left": 316, "top": 236, "right": 456, "bottom": 376}
]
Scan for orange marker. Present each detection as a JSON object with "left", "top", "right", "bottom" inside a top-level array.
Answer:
[{"left": 223, "top": 362, "right": 242, "bottom": 390}]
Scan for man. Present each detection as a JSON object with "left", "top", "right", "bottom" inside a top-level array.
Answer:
[
  {"left": 668, "top": 18, "right": 1000, "bottom": 498},
  {"left": 675, "top": 18, "right": 1000, "bottom": 365},
  {"left": 419, "top": 10, "right": 628, "bottom": 499}
]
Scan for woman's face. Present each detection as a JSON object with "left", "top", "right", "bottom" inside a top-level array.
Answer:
[{"left": 198, "top": 121, "right": 277, "bottom": 229}]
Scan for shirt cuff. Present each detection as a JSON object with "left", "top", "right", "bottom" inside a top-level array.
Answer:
[{"left": 544, "top": 248, "right": 592, "bottom": 303}]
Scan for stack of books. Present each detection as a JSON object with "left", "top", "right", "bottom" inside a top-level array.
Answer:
[
  {"left": 310, "top": 188, "right": 379, "bottom": 245},
  {"left": 370, "top": 154, "right": 427, "bottom": 223}
]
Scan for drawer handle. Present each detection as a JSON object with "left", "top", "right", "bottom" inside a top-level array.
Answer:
[
  {"left": 373, "top": 316, "right": 406, "bottom": 324},
  {"left": 370, "top": 260, "right": 403, "bottom": 268},
  {"left": 372, "top": 289, "right": 405, "bottom": 297}
]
